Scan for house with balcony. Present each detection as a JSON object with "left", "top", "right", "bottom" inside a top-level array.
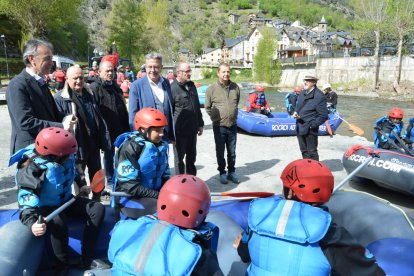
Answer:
[
  {"left": 198, "top": 47, "right": 222, "bottom": 65},
  {"left": 222, "top": 36, "right": 246, "bottom": 65}
]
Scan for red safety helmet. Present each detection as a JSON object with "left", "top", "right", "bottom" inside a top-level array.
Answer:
[
  {"left": 256, "top": 85, "right": 265, "bottom": 92},
  {"left": 388, "top": 107, "right": 404, "bottom": 119},
  {"left": 35, "top": 127, "right": 78, "bottom": 157},
  {"left": 294, "top": 86, "right": 302, "bottom": 93},
  {"left": 101, "top": 53, "right": 119, "bottom": 68},
  {"left": 280, "top": 159, "right": 334, "bottom": 204},
  {"left": 157, "top": 174, "right": 211, "bottom": 229},
  {"left": 134, "top": 108, "right": 168, "bottom": 131}
]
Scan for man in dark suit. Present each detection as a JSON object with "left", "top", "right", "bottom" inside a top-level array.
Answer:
[
  {"left": 171, "top": 62, "right": 204, "bottom": 176},
  {"left": 293, "top": 75, "right": 328, "bottom": 161},
  {"left": 6, "top": 38, "right": 76, "bottom": 155},
  {"left": 128, "top": 53, "right": 175, "bottom": 143}
]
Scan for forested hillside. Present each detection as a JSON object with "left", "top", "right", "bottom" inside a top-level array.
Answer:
[{"left": 1, "top": 0, "right": 404, "bottom": 66}]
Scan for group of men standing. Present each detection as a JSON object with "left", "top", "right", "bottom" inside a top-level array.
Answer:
[
  {"left": 6, "top": 38, "right": 242, "bottom": 195},
  {"left": 7, "top": 37, "right": 340, "bottom": 195}
]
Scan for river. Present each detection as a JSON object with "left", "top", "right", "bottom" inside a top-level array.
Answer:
[{"left": 239, "top": 88, "right": 414, "bottom": 141}]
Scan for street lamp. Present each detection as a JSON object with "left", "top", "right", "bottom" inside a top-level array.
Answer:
[{"left": 0, "top": 34, "right": 9, "bottom": 78}]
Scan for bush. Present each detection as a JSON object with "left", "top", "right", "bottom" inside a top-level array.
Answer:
[{"left": 201, "top": 67, "right": 214, "bottom": 79}]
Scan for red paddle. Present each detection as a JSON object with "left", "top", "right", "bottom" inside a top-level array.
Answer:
[
  {"left": 210, "top": 191, "right": 274, "bottom": 198},
  {"left": 105, "top": 191, "right": 275, "bottom": 198}
]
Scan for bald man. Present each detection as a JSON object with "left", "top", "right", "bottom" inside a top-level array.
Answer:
[{"left": 54, "top": 66, "right": 111, "bottom": 201}]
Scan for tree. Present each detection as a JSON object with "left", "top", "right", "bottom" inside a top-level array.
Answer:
[
  {"left": 351, "top": 0, "right": 390, "bottom": 91},
  {"left": 106, "top": 0, "right": 149, "bottom": 63},
  {"left": 387, "top": 0, "right": 414, "bottom": 92},
  {"left": 253, "top": 28, "right": 281, "bottom": 85},
  {"left": 79, "top": 0, "right": 112, "bottom": 51},
  {"left": 0, "top": 0, "right": 81, "bottom": 44},
  {"left": 142, "top": 0, "right": 173, "bottom": 61}
]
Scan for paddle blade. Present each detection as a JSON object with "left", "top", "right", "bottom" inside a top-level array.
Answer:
[
  {"left": 91, "top": 169, "right": 105, "bottom": 193},
  {"left": 349, "top": 124, "right": 364, "bottom": 136},
  {"left": 211, "top": 191, "right": 274, "bottom": 198},
  {"left": 325, "top": 121, "right": 333, "bottom": 137}
]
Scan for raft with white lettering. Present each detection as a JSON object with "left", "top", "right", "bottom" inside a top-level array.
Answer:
[
  {"left": 342, "top": 145, "right": 414, "bottom": 196},
  {"left": 237, "top": 110, "right": 342, "bottom": 136}
]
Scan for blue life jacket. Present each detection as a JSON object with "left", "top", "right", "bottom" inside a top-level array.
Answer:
[
  {"left": 246, "top": 91, "right": 266, "bottom": 109},
  {"left": 373, "top": 116, "right": 404, "bottom": 147},
  {"left": 246, "top": 197, "right": 331, "bottom": 276},
  {"left": 404, "top": 118, "right": 414, "bottom": 143},
  {"left": 113, "top": 132, "right": 169, "bottom": 207},
  {"left": 108, "top": 215, "right": 219, "bottom": 276},
  {"left": 10, "top": 145, "right": 75, "bottom": 208},
  {"left": 255, "top": 92, "right": 266, "bottom": 107},
  {"left": 285, "top": 93, "right": 296, "bottom": 114}
]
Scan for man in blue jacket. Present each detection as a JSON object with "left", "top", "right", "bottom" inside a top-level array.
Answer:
[
  {"left": 293, "top": 75, "right": 328, "bottom": 161},
  {"left": 128, "top": 53, "right": 175, "bottom": 143}
]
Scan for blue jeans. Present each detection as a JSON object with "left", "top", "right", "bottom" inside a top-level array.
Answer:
[{"left": 213, "top": 125, "right": 237, "bottom": 175}]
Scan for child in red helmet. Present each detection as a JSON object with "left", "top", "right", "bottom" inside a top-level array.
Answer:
[
  {"left": 9, "top": 128, "right": 106, "bottom": 271},
  {"left": 112, "top": 108, "right": 171, "bottom": 219},
  {"left": 246, "top": 85, "right": 271, "bottom": 116},
  {"left": 108, "top": 174, "right": 223, "bottom": 275},
  {"left": 234, "top": 159, "right": 385, "bottom": 275},
  {"left": 374, "top": 107, "right": 404, "bottom": 150}
]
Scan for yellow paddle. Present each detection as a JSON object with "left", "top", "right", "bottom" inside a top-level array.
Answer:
[{"left": 335, "top": 113, "right": 364, "bottom": 136}]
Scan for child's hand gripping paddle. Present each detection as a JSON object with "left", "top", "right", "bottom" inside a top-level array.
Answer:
[{"left": 44, "top": 169, "right": 105, "bottom": 222}]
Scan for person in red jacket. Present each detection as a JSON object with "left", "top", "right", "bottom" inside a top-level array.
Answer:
[
  {"left": 53, "top": 67, "right": 66, "bottom": 91},
  {"left": 246, "top": 85, "right": 271, "bottom": 116}
]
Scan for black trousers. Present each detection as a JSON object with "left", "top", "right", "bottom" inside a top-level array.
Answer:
[
  {"left": 297, "top": 128, "right": 319, "bottom": 161},
  {"left": 41, "top": 197, "right": 105, "bottom": 267},
  {"left": 75, "top": 142, "right": 102, "bottom": 197},
  {"left": 174, "top": 133, "right": 198, "bottom": 175},
  {"left": 120, "top": 197, "right": 158, "bottom": 220}
]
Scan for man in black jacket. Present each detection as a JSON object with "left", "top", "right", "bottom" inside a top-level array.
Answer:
[
  {"left": 171, "top": 62, "right": 204, "bottom": 175},
  {"left": 6, "top": 38, "right": 76, "bottom": 155},
  {"left": 54, "top": 66, "right": 111, "bottom": 200},
  {"left": 89, "top": 61, "right": 130, "bottom": 188},
  {"left": 293, "top": 75, "right": 328, "bottom": 161}
]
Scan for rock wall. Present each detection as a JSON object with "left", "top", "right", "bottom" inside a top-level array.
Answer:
[{"left": 280, "top": 56, "right": 414, "bottom": 87}]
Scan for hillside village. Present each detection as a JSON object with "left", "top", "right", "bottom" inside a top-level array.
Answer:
[{"left": 178, "top": 14, "right": 356, "bottom": 66}]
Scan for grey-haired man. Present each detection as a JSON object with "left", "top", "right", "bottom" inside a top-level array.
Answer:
[{"left": 6, "top": 38, "right": 76, "bottom": 155}]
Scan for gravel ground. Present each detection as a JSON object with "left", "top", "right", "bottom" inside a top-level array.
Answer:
[{"left": 0, "top": 105, "right": 371, "bottom": 208}]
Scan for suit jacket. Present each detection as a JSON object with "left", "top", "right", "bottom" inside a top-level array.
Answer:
[
  {"left": 6, "top": 69, "right": 63, "bottom": 155},
  {"left": 295, "top": 86, "right": 328, "bottom": 136},
  {"left": 54, "top": 84, "right": 111, "bottom": 160},
  {"left": 128, "top": 76, "right": 175, "bottom": 141}
]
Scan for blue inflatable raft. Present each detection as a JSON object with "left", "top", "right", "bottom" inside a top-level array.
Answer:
[
  {"left": 197, "top": 85, "right": 208, "bottom": 107},
  {"left": 237, "top": 110, "right": 342, "bottom": 136},
  {"left": 0, "top": 190, "right": 413, "bottom": 275}
]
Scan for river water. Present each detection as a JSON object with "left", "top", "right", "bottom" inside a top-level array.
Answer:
[{"left": 239, "top": 89, "right": 414, "bottom": 141}]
